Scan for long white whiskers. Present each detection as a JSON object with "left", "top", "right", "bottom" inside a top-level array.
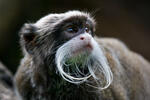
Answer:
[{"left": 55, "top": 36, "right": 113, "bottom": 89}]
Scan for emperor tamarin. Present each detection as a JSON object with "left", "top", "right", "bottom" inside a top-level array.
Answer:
[{"left": 15, "top": 10, "right": 150, "bottom": 100}]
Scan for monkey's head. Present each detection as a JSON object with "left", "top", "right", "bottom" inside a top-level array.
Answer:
[{"left": 20, "top": 10, "right": 113, "bottom": 89}]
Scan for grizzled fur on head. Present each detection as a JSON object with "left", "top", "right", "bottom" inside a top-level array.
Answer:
[{"left": 19, "top": 10, "right": 96, "bottom": 57}]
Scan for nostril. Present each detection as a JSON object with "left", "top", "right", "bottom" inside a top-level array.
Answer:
[{"left": 80, "top": 37, "right": 84, "bottom": 40}]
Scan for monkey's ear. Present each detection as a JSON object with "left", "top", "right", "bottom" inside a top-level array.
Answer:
[
  {"left": 19, "top": 23, "right": 38, "bottom": 54},
  {"left": 19, "top": 23, "right": 37, "bottom": 42}
]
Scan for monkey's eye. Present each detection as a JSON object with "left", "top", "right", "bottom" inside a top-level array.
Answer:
[
  {"left": 85, "top": 27, "right": 90, "bottom": 33},
  {"left": 66, "top": 26, "right": 78, "bottom": 33}
]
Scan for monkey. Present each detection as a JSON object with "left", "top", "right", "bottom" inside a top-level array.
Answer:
[{"left": 14, "top": 10, "right": 150, "bottom": 100}]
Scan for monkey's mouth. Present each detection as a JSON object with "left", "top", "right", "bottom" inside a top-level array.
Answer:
[{"left": 71, "top": 44, "right": 93, "bottom": 57}]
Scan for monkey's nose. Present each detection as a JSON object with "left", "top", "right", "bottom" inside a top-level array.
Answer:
[
  {"left": 79, "top": 34, "right": 91, "bottom": 41},
  {"left": 80, "top": 37, "right": 85, "bottom": 40},
  {"left": 79, "top": 35, "right": 93, "bottom": 49}
]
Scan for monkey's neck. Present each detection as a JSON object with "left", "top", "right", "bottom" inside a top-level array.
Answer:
[{"left": 29, "top": 56, "right": 101, "bottom": 100}]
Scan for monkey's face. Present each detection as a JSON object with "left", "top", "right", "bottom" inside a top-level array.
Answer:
[
  {"left": 52, "top": 12, "right": 112, "bottom": 89},
  {"left": 20, "top": 11, "right": 112, "bottom": 89},
  {"left": 54, "top": 16, "right": 95, "bottom": 59}
]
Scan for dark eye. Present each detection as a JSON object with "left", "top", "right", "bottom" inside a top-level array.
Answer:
[
  {"left": 85, "top": 27, "right": 90, "bottom": 33},
  {"left": 66, "top": 26, "right": 78, "bottom": 33}
]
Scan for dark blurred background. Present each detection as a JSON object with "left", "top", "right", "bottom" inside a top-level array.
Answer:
[{"left": 0, "top": 0, "right": 150, "bottom": 73}]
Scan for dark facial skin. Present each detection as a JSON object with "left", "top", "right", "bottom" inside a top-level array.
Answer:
[
  {"left": 63, "top": 21, "right": 93, "bottom": 39},
  {"left": 53, "top": 16, "right": 95, "bottom": 42}
]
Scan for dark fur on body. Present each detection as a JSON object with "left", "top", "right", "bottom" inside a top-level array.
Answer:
[{"left": 15, "top": 11, "right": 150, "bottom": 100}]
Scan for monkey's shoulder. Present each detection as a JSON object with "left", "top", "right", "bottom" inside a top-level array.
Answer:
[
  {"left": 96, "top": 37, "right": 150, "bottom": 69},
  {"left": 96, "top": 37, "right": 150, "bottom": 99},
  {"left": 95, "top": 37, "right": 128, "bottom": 53}
]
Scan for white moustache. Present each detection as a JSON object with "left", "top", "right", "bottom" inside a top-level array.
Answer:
[{"left": 55, "top": 34, "right": 113, "bottom": 89}]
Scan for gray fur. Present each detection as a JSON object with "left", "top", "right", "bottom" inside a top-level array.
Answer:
[{"left": 15, "top": 10, "right": 150, "bottom": 100}]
